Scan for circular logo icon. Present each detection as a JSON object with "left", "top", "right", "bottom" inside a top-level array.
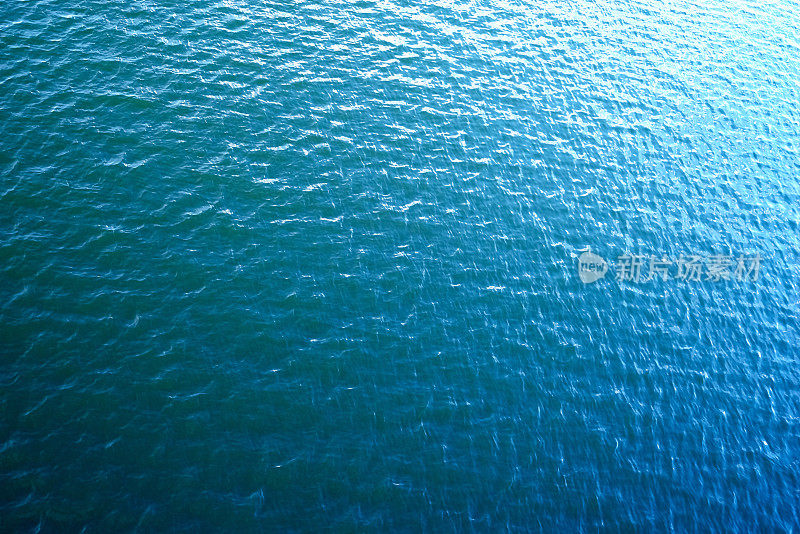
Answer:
[{"left": 578, "top": 251, "right": 608, "bottom": 284}]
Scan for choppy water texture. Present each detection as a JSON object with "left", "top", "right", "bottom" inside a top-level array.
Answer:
[{"left": 2, "top": 0, "right": 800, "bottom": 531}]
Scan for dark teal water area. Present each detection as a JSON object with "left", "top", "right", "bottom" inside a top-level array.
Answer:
[{"left": 2, "top": 0, "right": 800, "bottom": 531}]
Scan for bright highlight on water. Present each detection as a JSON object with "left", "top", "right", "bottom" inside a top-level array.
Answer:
[{"left": 1, "top": 0, "right": 799, "bottom": 531}]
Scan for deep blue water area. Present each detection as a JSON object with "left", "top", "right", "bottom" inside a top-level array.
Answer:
[{"left": 1, "top": 0, "right": 799, "bottom": 530}]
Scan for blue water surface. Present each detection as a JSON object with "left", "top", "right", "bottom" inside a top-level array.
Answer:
[{"left": 1, "top": 0, "right": 800, "bottom": 530}]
